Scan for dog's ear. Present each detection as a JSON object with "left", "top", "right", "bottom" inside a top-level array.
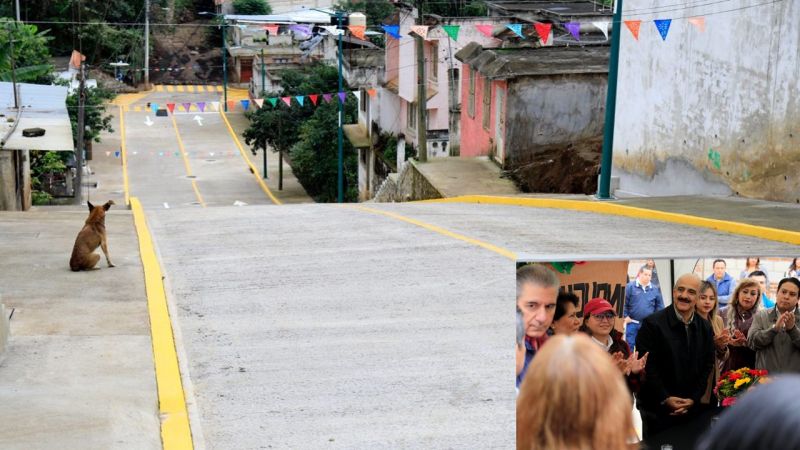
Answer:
[
  {"left": 103, "top": 200, "right": 114, "bottom": 211},
  {"left": 87, "top": 201, "right": 94, "bottom": 212}
]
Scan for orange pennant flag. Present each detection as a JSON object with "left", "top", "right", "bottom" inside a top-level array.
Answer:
[
  {"left": 367, "top": 88, "right": 377, "bottom": 98},
  {"left": 688, "top": 17, "right": 705, "bottom": 33},
  {"left": 69, "top": 50, "right": 86, "bottom": 69},
  {"left": 534, "top": 23, "right": 552, "bottom": 45},
  {"left": 227, "top": 100, "right": 236, "bottom": 111},
  {"left": 624, "top": 20, "right": 642, "bottom": 40},
  {"left": 348, "top": 25, "right": 366, "bottom": 40}
]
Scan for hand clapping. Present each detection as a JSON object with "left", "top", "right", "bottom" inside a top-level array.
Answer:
[{"left": 627, "top": 351, "right": 649, "bottom": 375}]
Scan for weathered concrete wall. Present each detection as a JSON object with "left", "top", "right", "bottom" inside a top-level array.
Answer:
[
  {"left": 613, "top": 0, "right": 800, "bottom": 202},
  {"left": 379, "top": 89, "right": 402, "bottom": 135},
  {"left": 373, "top": 160, "right": 442, "bottom": 202},
  {"left": 505, "top": 74, "right": 607, "bottom": 168}
]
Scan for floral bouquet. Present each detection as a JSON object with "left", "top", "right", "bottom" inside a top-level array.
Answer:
[{"left": 714, "top": 367, "right": 769, "bottom": 407}]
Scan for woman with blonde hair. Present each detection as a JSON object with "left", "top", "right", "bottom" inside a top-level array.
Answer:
[
  {"left": 719, "top": 278, "right": 761, "bottom": 372},
  {"left": 695, "top": 281, "right": 730, "bottom": 406},
  {"left": 517, "top": 333, "right": 635, "bottom": 450}
]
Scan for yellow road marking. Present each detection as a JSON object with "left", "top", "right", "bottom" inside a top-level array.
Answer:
[
  {"left": 215, "top": 86, "right": 222, "bottom": 93},
  {"left": 112, "top": 91, "right": 151, "bottom": 108},
  {"left": 156, "top": 85, "right": 164, "bottom": 92},
  {"left": 170, "top": 114, "right": 206, "bottom": 207},
  {"left": 167, "top": 85, "right": 175, "bottom": 92},
  {"left": 119, "top": 106, "right": 131, "bottom": 207},
  {"left": 355, "top": 206, "right": 517, "bottom": 260},
  {"left": 130, "top": 197, "right": 194, "bottom": 450},
  {"left": 218, "top": 109, "right": 282, "bottom": 205},
  {"left": 177, "top": 85, "right": 185, "bottom": 93},
  {"left": 422, "top": 196, "right": 800, "bottom": 246}
]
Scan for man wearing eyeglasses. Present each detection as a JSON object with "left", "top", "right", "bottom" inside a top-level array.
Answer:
[
  {"left": 748, "top": 277, "right": 800, "bottom": 373},
  {"left": 635, "top": 273, "right": 716, "bottom": 440},
  {"left": 624, "top": 266, "right": 665, "bottom": 350}
]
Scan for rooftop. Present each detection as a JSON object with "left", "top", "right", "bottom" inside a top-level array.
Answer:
[
  {"left": 455, "top": 43, "right": 609, "bottom": 80},
  {"left": 0, "top": 82, "right": 73, "bottom": 152},
  {"left": 487, "top": 1, "right": 612, "bottom": 18},
  {"left": 225, "top": 8, "right": 335, "bottom": 25}
]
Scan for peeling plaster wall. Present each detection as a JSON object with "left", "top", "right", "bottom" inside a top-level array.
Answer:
[
  {"left": 613, "top": 0, "right": 800, "bottom": 202},
  {"left": 505, "top": 74, "right": 607, "bottom": 167}
]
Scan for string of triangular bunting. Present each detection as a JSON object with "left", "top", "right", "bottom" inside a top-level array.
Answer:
[
  {"left": 104, "top": 150, "right": 241, "bottom": 158},
  {"left": 377, "top": 17, "right": 707, "bottom": 43},
  {"left": 140, "top": 90, "right": 377, "bottom": 113}
]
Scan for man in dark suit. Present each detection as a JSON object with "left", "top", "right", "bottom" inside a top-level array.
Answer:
[{"left": 636, "top": 273, "right": 716, "bottom": 439}]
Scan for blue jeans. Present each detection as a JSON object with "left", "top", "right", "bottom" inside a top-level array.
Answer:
[{"left": 626, "top": 322, "right": 641, "bottom": 351}]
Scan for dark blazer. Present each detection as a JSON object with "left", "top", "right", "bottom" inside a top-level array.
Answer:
[{"left": 636, "top": 305, "right": 716, "bottom": 413}]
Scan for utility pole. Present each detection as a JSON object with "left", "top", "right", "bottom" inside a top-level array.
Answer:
[
  {"left": 14, "top": 0, "right": 20, "bottom": 21},
  {"left": 222, "top": 21, "right": 228, "bottom": 111},
  {"left": 336, "top": 12, "right": 344, "bottom": 203},
  {"left": 144, "top": 0, "right": 150, "bottom": 88},
  {"left": 597, "top": 0, "right": 623, "bottom": 199},
  {"left": 75, "top": 63, "right": 86, "bottom": 205},
  {"left": 415, "top": 1, "right": 428, "bottom": 162},
  {"left": 278, "top": 114, "right": 283, "bottom": 190},
  {"left": 261, "top": 48, "right": 267, "bottom": 179}
]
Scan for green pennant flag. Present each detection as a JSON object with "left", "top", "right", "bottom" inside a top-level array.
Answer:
[
  {"left": 268, "top": 97, "right": 278, "bottom": 107},
  {"left": 443, "top": 25, "right": 460, "bottom": 41}
]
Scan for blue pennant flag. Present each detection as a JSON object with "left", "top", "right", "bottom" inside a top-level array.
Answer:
[
  {"left": 506, "top": 24, "right": 524, "bottom": 38},
  {"left": 654, "top": 19, "right": 672, "bottom": 41},
  {"left": 295, "top": 95, "right": 305, "bottom": 106},
  {"left": 151, "top": 103, "right": 159, "bottom": 113},
  {"left": 382, "top": 25, "right": 402, "bottom": 40},
  {"left": 114, "top": 151, "right": 120, "bottom": 158},
  {"left": 240, "top": 99, "right": 250, "bottom": 111}
]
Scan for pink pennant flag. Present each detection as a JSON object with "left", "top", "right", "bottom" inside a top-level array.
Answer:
[
  {"left": 182, "top": 102, "right": 191, "bottom": 112},
  {"left": 410, "top": 25, "right": 429, "bottom": 40},
  {"left": 263, "top": 24, "right": 279, "bottom": 36},
  {"left": 254, "top": 98, "right": 264, "bottom": 108},
  {"left": 197, "top": 101, "right": 206, "bottom": 112},
  {"left": 688, "top": 17, "right": 705, "bottom": 33},
  {"left": 534, "top": 23, "right": 552, "bottom": 44},
  {"left": 475, "top": 24, "right": 494, "bottom": 38},
  {"left": 367, "top": 89, "right": 377, "bottom": 98},
  {"left": 281, "top": 96, "right": 292, "bottom": 106},
  {"left": 308, "top": 94, "right": 319, "bottom": 105},
  {"left": 323, "top": 93, "right": 333, "bottom": 103}
]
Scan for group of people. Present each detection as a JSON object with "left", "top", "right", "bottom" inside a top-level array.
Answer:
[{"left": 516, "top": 261, "right": 800, "bottom": 449}]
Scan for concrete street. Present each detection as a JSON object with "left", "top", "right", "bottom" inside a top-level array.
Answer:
[{"left": 0, "top": 87, "right": 798, "bottom": 449}]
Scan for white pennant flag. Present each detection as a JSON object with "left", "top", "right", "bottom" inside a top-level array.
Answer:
[
  {"left": 410, "top": 25, "right": 429, "bottom": 40},
  {"left": 254, "top": 98, "right": 264, "bottom": 108},
  {"left": 592, "top": 22, "right": 610, "bottom": 40},
  {"left": 352, "top": 90, "right": 361, "bottom": 103},
  {"left": 211, "top": 101, "right": 220, "bottom": 111},
  {"left": 321, "top": 25, "right": 344, "bottom": 36},
  {"left": 105, "top": 151, "right": 111, "bottom": 157}
]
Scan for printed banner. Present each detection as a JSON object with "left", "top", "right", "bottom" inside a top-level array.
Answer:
[{"left": 546, "top": 260, "right": 629, "bottom": 329}]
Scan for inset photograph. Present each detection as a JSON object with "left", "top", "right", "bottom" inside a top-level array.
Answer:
[{"left": 517, "top": 257, "right": 800, "bottom": 450}]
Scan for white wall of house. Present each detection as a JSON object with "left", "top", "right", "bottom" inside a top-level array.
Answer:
[
  {"left": 264, "top": 0, "right": 334, "bottom": 14},
  {"left": 612, "top": 0, "right": 800, "bottom": 202}
]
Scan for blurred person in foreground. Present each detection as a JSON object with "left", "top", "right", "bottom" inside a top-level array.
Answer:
[
  {"left": 517, "top": 333, "right": 636, "bottom": 450},
  {"left": 636, "top": 274, "right": 715, "bottom": 439},
  {"left": 748, "top": 277, "right": 800, "bottom": 373},
  {"left": 696, "top": 375, "right": 800, "bottom": 450},
  {"left": 516, "top": 263, "right": 560, "bottom": 389}
]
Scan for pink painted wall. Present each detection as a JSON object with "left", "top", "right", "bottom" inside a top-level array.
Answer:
[{"left": 459, "top": 65, "right": 506, "bottom": 157}]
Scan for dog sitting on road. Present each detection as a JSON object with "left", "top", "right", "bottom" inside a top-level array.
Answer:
[{"left": 70, "top": 200, "right": 116, "bottom": 271}]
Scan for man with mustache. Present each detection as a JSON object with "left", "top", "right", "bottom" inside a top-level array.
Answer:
[{"left": 635, "top": 274, "right": 716, "bottom": 440}]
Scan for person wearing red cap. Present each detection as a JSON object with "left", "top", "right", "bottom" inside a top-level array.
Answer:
[
  {"left": 635, "top": 273, "right": 716, "bottom": 440},
  {"left": 580, "top": 298, "right": 647, "bottom": 393}
]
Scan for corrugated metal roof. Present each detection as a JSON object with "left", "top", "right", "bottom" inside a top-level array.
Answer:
[
  {"left": 455, "top": 43, "right": 609, "bottom": 80},
  {"left": 225, "top": 8, "right": 335, "bottom": 24},
  {"left": 0, "top": 82, "right": 74, "bottom": 152}
]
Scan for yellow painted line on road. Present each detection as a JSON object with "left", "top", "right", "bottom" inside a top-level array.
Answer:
[
  {"left": 170, "top": 114, "right": 206, "bottom": 207},
  {"left": 130, "top": 197, "right": 194, "bottom": 450},
  {"left": 156, "top": 85, "right": 165, "bottom": 92},
  {"left": 112, "top": 91, "right": 152, "bottom": 108},
  {"left": 355, "top": 205, "right": 517, "bottom": 260},
  {"left": 218, "top": 109, "right": 282, "bottom": 205},
  {"left": 167, "top": 85, "right": 175, "bottom": 92},
  {"left": 119, "top": 106, "right": 131, "bottom": 207},
  {"left": 422, "top": 195, "right": 800, "bottom": 246}
]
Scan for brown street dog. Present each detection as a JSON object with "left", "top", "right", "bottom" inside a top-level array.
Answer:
[{"left": 70, "top": 200, "right": 116, "bottom": 271}]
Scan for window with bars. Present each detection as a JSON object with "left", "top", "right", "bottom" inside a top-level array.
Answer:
[{"left": 407, "top": 101, "right": 417, "bottom": 130}]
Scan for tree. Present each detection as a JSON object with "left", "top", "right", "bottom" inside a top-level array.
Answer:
[
  {"left": 65, "top": 84, "right": 116, "bottom": 146},
  {"left": 0, "top": 19, "right": 53, "bottom": 84},
  {"left": 232, "top": 0, "right": 272, "bottom": 15},
  {"left": 243, "top": 63, "right": 358, "bottom": 202},
  {"left": 335, "top": 0, "right": 395, "bottom": 26}
]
